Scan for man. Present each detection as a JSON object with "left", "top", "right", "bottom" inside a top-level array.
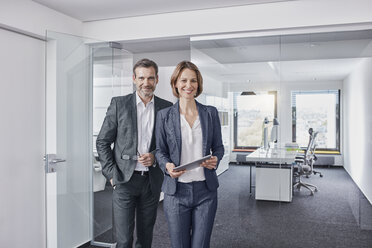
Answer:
[{"left": 96, "top": 58, "right": 173, "bottom": 248}]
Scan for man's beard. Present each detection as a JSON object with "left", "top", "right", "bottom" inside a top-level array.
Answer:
[{"left": 139, "top": 86, "right": 155, "bottom": 98}]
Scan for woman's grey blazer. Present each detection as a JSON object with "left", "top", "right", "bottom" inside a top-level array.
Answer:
[{"left": 155, "top": 101, "right": 225, "bottom": 195}]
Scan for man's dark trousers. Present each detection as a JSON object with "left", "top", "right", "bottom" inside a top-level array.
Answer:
[{"left": 113, "top": 173, "right": 159, "bottom": 248}]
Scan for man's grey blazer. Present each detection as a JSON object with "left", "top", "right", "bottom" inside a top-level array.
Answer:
[
  {"left": 96, "top": 93, "right": 173, "bottom": 196},
  {"left": 155, "top": 101, "right": 225, "bottom": 195}
]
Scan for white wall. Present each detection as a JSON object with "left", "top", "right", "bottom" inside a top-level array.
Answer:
[
  {"left": 0, "top": 28, "right": 45, "bottom": 248},
  {"left": 203, "top": 75, "right": 225, "bottom": 98},
  {"left": 157, "top": 66, "right": 178, "bottom": 103},
  {"left": 84, "top": 0, "right": 372, "bottom": 42},
  {"left": 343, "top": 58, "right": 372, "bottom": 204},
  {"left": 0, "top": 0, "right": 82, "bottom": 39}
]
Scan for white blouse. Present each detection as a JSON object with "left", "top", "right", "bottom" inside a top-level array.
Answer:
[{"left": 178, "top": 114, "right": 205, "bottom": 183}]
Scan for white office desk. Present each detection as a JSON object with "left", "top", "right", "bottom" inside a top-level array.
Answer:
[{"left": 246, "top": 148, "right": 297, "bottom": 202}]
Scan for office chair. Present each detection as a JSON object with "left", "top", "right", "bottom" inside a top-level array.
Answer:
[
  {"left": 293, "top": 128, "right": 319, "bottom": 195},
  {"left": 306, "top": 129, "right": 323, "bottom": 178}
]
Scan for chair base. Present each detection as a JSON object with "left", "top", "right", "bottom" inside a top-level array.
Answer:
[
  {"left": 294, "top": 180, "right": 318, "bottom": 195},
  {"left": 313, "top": 169, "right": 323, "bottom": 177}
]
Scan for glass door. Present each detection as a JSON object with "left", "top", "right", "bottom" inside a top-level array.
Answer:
[
  {"left": 45, "top": 31, "right": 110, "bottom": 248},
  {"left": 45, "top": 31, "right": 133, "bottom": 248}
]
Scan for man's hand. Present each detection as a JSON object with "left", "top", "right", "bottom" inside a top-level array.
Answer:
[
  {"left": 166, "top": 162, "right": 186, "bottom": 178},
  {"left": 201, "top": 156, "right": 218, "bottom": 170},
  {"left": 138, "top": 153, "right": 155, "bottom": 167}
]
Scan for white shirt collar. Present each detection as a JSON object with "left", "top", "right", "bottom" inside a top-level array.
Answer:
[{"left": 136, "top": 91, "right": 154, "bottom": 107}]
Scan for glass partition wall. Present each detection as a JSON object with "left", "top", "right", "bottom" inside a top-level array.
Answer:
[
  {"left": 191, "top": 36, "right": 283, "bottom": 178},
  {"left": 190, "top": 36, "right": 287, "bottom": 234},
  {"left": 191, "top": 29, "right": 372, "bottom": 246},
  {"left": 46, "top": 28, "right": 372, "bottom": 247},
  {"left": 92, "top": 45, "right": 133, "bottom": 244}
]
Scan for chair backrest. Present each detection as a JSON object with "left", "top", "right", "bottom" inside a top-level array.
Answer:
[
  {"left": 295, "top": 128, "right": 318, "bottom": 172},
  {"left": 304, "top": 129, "right": 318, "bottom": 172},
  {"left": 308, "top": 131, "right": 318, "bottom": 154},
  {"left": 304, "top": 128, "right": 315, "bottom": 156}
]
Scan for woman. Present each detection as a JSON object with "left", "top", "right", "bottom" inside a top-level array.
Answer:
[{"left": 155, "top": 61, "right": 224, "bottom": 248}]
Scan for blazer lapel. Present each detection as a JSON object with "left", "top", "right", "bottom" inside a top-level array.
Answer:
[
  {"left": 196, "top": 101, "right": 208, "bottom": 156},
  {"left": 150, "top": 96, "right": 162, "bottom": 152},
  {"left": 130, "top": 93, "right": 138, "bottom": 150},
  {"left": 171, "top": 101, "right": 182, "bottom": 164}
]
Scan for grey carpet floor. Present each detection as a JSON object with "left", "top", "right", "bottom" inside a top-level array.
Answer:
[{"left": 86, "top": 165, "right": 372, "bottom": 248}]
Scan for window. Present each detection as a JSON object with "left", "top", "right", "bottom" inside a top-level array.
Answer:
[
  {"left": 233, "top": 91, "right": 277, "bottom": 149},
  {"left": 291, "top": 90, "right": 340, "bottom": 151}
]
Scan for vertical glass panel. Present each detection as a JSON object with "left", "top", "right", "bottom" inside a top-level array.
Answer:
[
  {"left": 92, "top": 45, "right": 133, "bottom": 244},
  {"left": 46, "top": 32, "right": 134, "bottom": 247},
  {"left": 190, "top": 29, "right": 372, "bottom": 246},
  {"left": 280, "top": 29, "right": 372, "bottom": 245},
  {"left": 203, "top": 94, "right": 230, "bottom": 175},
  {"left": 191, "top": 35, "right": 281, "bottom": 151},
  {"left": 45, "top": 31, "right": 101, "bottom": 248},
  {"left": 191, "top": 34, "right": 283, "bottom": 237}
]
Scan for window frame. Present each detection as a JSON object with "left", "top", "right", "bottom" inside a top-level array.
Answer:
[
  {"left": 233, "top": 91, "right": 277, "bottom": 150},
  {"left": 291, "top": 90, "right": 341, "bottom": 153}
]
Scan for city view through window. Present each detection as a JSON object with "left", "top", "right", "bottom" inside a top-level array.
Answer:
[
  {"left": 292, "top": 90, "right": 339, "bottom": 150},
  {"left": 235, "top": 93, "right": 275, "bottom": 148}
]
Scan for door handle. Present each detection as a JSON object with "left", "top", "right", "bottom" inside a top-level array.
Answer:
[
  {"left": 44, "top": 154, "right": 66, "bottom": 173},
  {"left": 50, "top": 158, "right": 66, "bottom": 164}
]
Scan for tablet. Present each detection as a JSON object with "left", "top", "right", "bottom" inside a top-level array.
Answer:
[{"left": 173, "top": 155, "right": 212, "bottom": 172}]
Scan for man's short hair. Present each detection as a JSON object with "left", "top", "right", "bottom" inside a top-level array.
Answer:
[{"left": 133, "top": 58, "right": 158, "bottom": 77}]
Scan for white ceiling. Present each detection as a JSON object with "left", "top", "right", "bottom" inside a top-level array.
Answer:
[
  {"left": 34, "top": 0, "right": 372, "bottom": 85},
  {"left": 118, "top": 30, "right": 372, "bottom": 84},
  {"left": 190, "top": 30, "right": 372, "bottom": 83},
  {"left": 196, "top": 58, "right": 362, "bottom": 84},
  {"left": 32, "top": 0, "right": 294, "bottom": 22}
]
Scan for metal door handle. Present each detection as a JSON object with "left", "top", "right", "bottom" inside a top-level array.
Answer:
[
  {"left": 44, "top": 154, "right": 66, "bottom": 173},
  {"left": 50, "top": 159, "right": 66, "bottom": 164}
]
